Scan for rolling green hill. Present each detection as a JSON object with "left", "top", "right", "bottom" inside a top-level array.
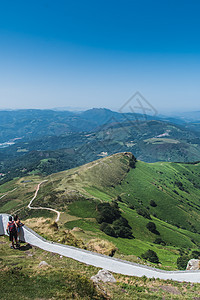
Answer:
[{"left": 1, "top": 152, "right": 200, "bottom": 269}]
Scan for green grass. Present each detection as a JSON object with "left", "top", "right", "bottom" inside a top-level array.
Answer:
[
  {"left": 22, "top": 208, "right": 55, "bottom": 219},
  {"left": 1, "top": 235, "right": 200, "bottom": 299},
  {"left": 64, "top": 218, "right": 100, "bottom": 233},
  {"left": 0, "top": 236, "right": 105, "bottom": 300},
  {"left": 84, "top": 187, "right": 113, "bottom": 201},
  {"left": 0, "top": 200, "right": 20, "bottom": 212},
  {"left": 2, "top": 153, "right": 200, "bottom": 270},
  {"left": 68, "top": 199, "right": 99, "bottom": 218}
]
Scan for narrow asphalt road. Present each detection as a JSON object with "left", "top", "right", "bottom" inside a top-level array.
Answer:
[{"left": 0, "top": 213, "right": 199, "bottom": 283}]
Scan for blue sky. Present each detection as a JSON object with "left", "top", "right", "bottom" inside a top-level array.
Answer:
[{"left": 0, "top": 0, "right": 200, "bottom": 113}]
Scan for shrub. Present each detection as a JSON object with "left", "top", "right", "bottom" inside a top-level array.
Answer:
[
  {"left": 113, "top": 217, "right": 131, "bottom": 229},
  {"left": 191, "top": 250, "right": 200, "bottom": 259},
  {"left": 96, "top": 202, "right": 120, "bottom": 224},
  {"left": 175, "top": 181, "right": 186, "bottom": 191},
  {"left": 129, "top": 158, "right": 136, "bottom": 168},
  {"left": 117, "top": 195, "right": 122, "bottom": 202},
  {"left": 150, "top": 200, "right": 157, "bottom": 207},
  {"left": 114, "top": 225, "right": 133, "bottom": 238},
  {"left": 146, "top": 222, "right": 159, "bottom": 234},
  {"left": 111, "top": 200, "right": 119, "bottom": 209},
  {"left": 177, "top": 255, "right": 190, "bottom": 270},
  {"left": 97, "top": 203, "right": 133, "bottom": 238},
  {"left": 153, "top": 237, "right": 166, "bottom": 246},
  {"left": 87, "top": 238, "right": 116, "bottom": 256},
  {"left": 49, "top": 221, "right": 58, "bottom": 230},
  {"left": 128, "top": 204, "right": 135, "bottom": 210},
  {"left": 100, "top": 223, "right": 116, "bottom": 237},
  {"left": 173, "top": 190, "right": 179, "bottom": 195},
  {"left": 136, "top": 208, "right": 151, "bottom": 219},
  {"left": 141, "top": 250, "right": 159, "bottom": 263}
]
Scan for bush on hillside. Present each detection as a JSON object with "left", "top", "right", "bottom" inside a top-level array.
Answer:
[
  {"left": 173, "top": 190, "right": 179, "bottom": 195},
  {"left": 117, "top": 195, "right": 123, "bottom": 202},
  {"left": 97, "top": 204, "right": 133, "bottom": 238},
  {"left": 113, "top": 217, "right": 131, "bottom": 229},
  {"left": 49, "top": 221, "right": 58, "bottom": 231},
  {"left": 150, "top": 200, "right": 157, "bottom": 207},
  {"left": 136, "top": 208, "right": 151, "bottom": 219},
  {"left": 191, "top": 250, "right": 200, "bottom": 259},
  {"left": 100, "top": 222, "right": 116, "bottom": 237},
  {"left": 96, "top": 203, "right": 120, "bottom": 224},
  {"left": 114, "top": 225, "right": 133, "bottom": 238},
  {"left": 129, "top": 158, "right": 136, "bottom": 168},
  {"left": 141, "top": 250, "right": 159, "bottom": 263},
  {"left": 146, "top": 222, "right": 160, "bottom": 235},
  {"left": 177, "top": 255, "right": 190, "bottom": 270},
  {"left": 175, "top": 180, "right": 186, "bottom": 191},
  {"left": 113, "top": 217, "right": 133, "bottom": 238},
  {"left": 153, "top": 237, "right": 166, "bottom": 246},
  {"left": 111, "top": 200, "right": 119, "bottom": 209},
  {"left": 128, "top": 204, "right": 135, "bottom": 210}
]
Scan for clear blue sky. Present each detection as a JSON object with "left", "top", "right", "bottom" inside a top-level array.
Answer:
[{"left": 0, "top": 0, "right": 200, "bottom": 113}]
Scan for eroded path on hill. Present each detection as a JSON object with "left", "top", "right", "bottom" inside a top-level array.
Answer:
[
  {"left": 0, "top": 187, "right": 18, "bottom": 199},
  {"left": 28, "top": 180, "right": 61, "bottom": 222}
]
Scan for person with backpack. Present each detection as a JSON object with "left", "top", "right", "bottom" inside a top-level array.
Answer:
[
  {"left": 14, "top": 215, "right": 24, "bottom": 245},
  {"left": 6, "top": 216, "right": 17, "bottom": 249}
]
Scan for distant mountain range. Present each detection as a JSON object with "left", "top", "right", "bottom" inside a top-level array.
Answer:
[
  {"left": 2, "top": 108, "right": 199, "bottom": 143},
  {"left": 0, "top": 108, "right": 200, "bottom": 183}
]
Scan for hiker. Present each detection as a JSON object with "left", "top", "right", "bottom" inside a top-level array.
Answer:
[
  {"left": 6, "top": 216, "right": 17, "bottom": 249},
  {"left": 14, "top": 215, "right": 24, "bottom": 245}
]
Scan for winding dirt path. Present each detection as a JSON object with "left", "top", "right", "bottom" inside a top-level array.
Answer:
[
  {"left": 0, "top": 187, "right": 18, "bottom": 199},
  {"left": 28, "top": 180, "right": 61, "bottom": 222}
]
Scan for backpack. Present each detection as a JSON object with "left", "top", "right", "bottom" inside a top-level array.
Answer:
[{"left": 8, "top": 221, "right": 17, "bottom": 233}]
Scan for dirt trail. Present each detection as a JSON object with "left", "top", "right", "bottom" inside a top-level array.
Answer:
[
  {"left": 28, "top": 180, "right": 61, "bottom": 222},
  {"left": 0, "top": 187, "right": 17, "bottom": 199}
]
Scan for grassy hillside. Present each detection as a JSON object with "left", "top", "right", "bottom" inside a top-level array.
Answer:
[
  {"left": 1, "top": 236, "right": 199, "bottom": 299},
  {"left": 1, "top": 152, "right": 200, "bottom": 270}
]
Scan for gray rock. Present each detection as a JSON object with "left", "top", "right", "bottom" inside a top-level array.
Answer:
[
  {"left": 186, "top": 259, "right": 200, "bottom": 270},
  {"left": 91, "top": 269, "right": 116, "bottom": 283},
  {"left": 39, "top": 261, "right": 49, "bottom": 267}
]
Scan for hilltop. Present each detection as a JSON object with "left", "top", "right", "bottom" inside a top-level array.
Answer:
[{"left": 1, "top": 152, "right": 200, "bottom": 270}]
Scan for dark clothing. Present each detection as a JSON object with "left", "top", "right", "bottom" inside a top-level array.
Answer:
[
  {"left": 7, "top": 220, "right": 17, "bottom": 243},
  {"left": 9, "top": 231, "right": 17, "bottom": 242}
]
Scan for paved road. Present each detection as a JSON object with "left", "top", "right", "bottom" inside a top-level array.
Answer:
[
  {"left": 0, "top": 213, "right": 199, "bottom": 283},
  {"left": 28, "top": 180, "right": 61, "bottom": 222}
]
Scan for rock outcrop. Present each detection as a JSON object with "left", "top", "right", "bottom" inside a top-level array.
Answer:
[
  {"left": 91, "top": 269, "right": 116, "bottom": 283},
  {"left": 186, "top": 259, "right": 200, "bottom": 270},
  {"left": 39, "top": 261, "right": 49, "bottom": 267}
]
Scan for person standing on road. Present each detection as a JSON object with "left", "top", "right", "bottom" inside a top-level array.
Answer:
[
  {"left": 6, "top": 216, "right": 17, "bottom": 249},
  {"left": 14, "top": 214, "right": 24, "bottom": 246}
]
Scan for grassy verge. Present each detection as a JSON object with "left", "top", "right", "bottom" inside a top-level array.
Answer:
[{"left": 0, "top": 236, "right": 199, "bottom": 299}]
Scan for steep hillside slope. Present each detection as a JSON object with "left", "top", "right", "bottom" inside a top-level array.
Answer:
[{"left": 0, "top": 153, "right": 200, "bottom": 269}]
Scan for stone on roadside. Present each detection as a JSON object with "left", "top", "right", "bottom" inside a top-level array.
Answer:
[
  {"left": 39, "top": 261, "right": 49, "bottom": 267},
  {"left": 186, "top": 259, "right": 200, "bottom": 270},
  {"left": 91, "top": 269, "right": 116, "bottom": 283}
]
